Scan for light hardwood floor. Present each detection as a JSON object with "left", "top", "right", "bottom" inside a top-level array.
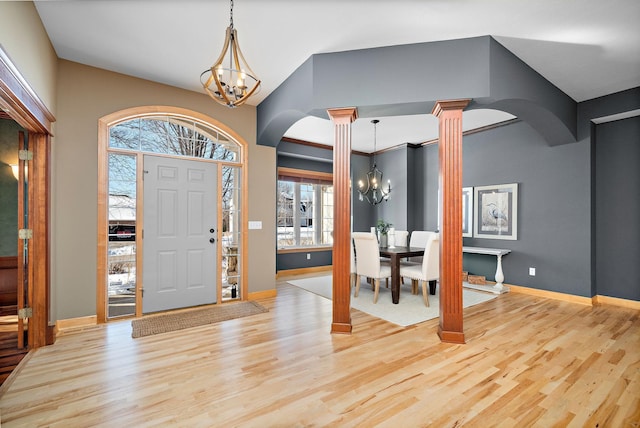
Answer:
[{"left": 0, "top": 274, "right": 638, "bottom": 427}]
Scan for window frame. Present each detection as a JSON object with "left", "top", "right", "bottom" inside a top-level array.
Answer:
[
  {"left": 97, "top": 106, "right": 249, "bottom": 323},
  {"left": 277, "top": 167, "right": 333, "bottom": 251}
]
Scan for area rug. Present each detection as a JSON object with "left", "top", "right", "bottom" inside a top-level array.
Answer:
[
  {"left": 287, "top": 275, "right": 497, "bottom": 327},
  {"left": 131, "top": 301, "right": 268, "bottom": 338}
]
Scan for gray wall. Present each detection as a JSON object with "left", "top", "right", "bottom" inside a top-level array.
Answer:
[
  {"left": 373, "top": 147, "right": 409, "bottom": 230},
  {"left": 351, "top": 152, "right": 375, "bottom": 232},
  {"left": 424, "top": 121, "right": 592, "bottom": 296},
  {"left": 594, "top": 116, "right": 640, "bottom": 300},
  {"left": 354, "top": 145, "right": 426, "bottom": 233},
  {"left": 277, "top": 250, "right": 332, "bottom": 272},
  {"left": 407, "top": 145, "right": 425, "bottom": 232}
]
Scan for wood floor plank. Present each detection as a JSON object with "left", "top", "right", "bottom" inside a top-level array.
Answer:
[{"left": 0, "top": 274, "right": 638, "bottom": 427}]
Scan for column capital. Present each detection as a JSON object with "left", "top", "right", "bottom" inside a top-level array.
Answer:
[
  {"left": 432, "top": 99, "right": 471, "bottom": 117},
  {"left": 327, "top": 107, "right": 358, "bottom": 124}
]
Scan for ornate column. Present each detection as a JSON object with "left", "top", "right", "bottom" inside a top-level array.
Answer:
[
  {"left": 432, "top": 99, "right": 470, "bottom": 344},
  {"left": 327, "top": 107, "right": 358, "bottom": 334}
]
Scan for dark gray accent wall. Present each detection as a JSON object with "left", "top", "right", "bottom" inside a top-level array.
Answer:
[
  {"left": 276, "top": 250, "right": 332, "bottom": 272},
  {"left": 354, "top": 145, "right": 425, "bottom": 232},
  {"left": 258, "top": 36, "right": 577, "bottom": 149},
  {"left": 277, "top": 155, "right": 332, "bottom": 173},
  {"left": 277, "top": 140, "right": 333, "bottom": 165},
  {"left": 424, "top": 120, "right": 592, "bottom": 296},
  {"left": 257, "top": 57, "right": 315, "bottom": 149},
  {"left": 0, "top": 119, "right": 21, "bottom": 257},
  {"left": 594, "top": 116, "right": 640, "bottom": 301},
  {"left": 407, "top": 145, "right": 424, "bottom": 231},
  {"left": 351, "top": 152, "right": 374, "bottom": 232},
  {"left": 312, "top": 37, "right": 490, "bottom": 116},
  {"left": 374, "top": 147, "right": 409, "bottom": 230},
  {"left": 423, "top": 142, "right": 440, "bottom": 231},
  {"left": 578, "top": 87, "right": 640, "bottom": 140}
]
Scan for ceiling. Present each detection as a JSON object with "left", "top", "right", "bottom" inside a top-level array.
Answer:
[{"left": 34, "top": 0, "right": 639, "bottom": 152}]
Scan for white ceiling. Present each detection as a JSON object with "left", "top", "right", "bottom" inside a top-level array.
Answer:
[{"left": 34, "top": 0, "right": 640, "bottom": 152}]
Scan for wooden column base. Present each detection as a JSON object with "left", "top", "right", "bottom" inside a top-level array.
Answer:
[
  {"left": 331, "top": 322, "right": 353, "bottom": 334},
  {"left": 438, "top": 327, "right": 466, "bottom": 344}
]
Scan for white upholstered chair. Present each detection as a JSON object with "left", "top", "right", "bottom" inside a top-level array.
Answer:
[
  {"left": 392, "top": 230, "right": 409, "bottom": 247},
  {"left": 399, "top": 233, "right": 439, "bottom": 307},
  {"left": 352, "top": 232, "right": 391, "bottom": 304},
  {"left": 407, "top": 230, "right": 437, "bottom": 263},
  {"left": 409, "top": 230, "right": 436, "bottom": 249}
]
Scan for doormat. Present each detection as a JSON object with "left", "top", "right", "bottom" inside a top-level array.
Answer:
[{"left": 131, "top": 301, "right": 268, "bottom": 338}]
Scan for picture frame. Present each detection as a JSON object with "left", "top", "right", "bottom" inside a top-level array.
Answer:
[
  {"left": 438, "top": 186, "right": 474, "bottom": 237},
  {"left": 474, "top": 183, "right": 518, "bottom": 240},
  {"left": 462, "top": 187, "right": 473, "bottom": 237}
]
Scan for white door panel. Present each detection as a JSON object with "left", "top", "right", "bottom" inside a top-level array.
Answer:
[{"left": 143, "top": 155, "right": 217, "bottom": 313}]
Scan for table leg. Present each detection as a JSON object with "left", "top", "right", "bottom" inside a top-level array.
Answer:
[
  {"left": 494, "top": 254, "right": 505, "bottom": 292},
  {"left": 390, "top": 254, "right": 400, "bottom": 304},
  {"left": 429, "top": 280, "right": 437, "bottom": 295}
]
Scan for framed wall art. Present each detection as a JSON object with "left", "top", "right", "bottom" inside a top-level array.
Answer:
[
  {"left": 474, "top": 183, "right": 518, "bottom": 240},
  {"left": 462, "top": 187, "right": 473, "bottom": 237}
]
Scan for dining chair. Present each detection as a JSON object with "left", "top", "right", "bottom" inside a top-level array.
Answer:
[
  {"left": 399, "top": 233, "right": 439, "bottom": 307},
  {"left": 352, "top": 232, "right": 392, "bottom": 304},
  {"left": 407, "top": 230, "right": 437, "bottom": 262},
  {"left": 392, "top": 230, "right": 409, "bottom": 247}
]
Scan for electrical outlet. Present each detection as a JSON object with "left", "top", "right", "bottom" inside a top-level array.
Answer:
[
  {"left": 307, "top": 253, "right": 311, "bottom": 260},
  {"left": 529, "top": 267, "right": 536, "bottom": 276}
]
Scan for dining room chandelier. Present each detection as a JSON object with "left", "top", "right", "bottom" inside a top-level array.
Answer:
[
  {"left": 358, "top": 119, "right": 391, "bottom": 205},
  {"left": 200, "top": 0, "right": 261, "bottom": 108}
]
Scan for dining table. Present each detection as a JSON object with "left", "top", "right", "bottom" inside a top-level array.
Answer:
[{"left": 378, "top": 246, "right": 425, "bottom": 304}]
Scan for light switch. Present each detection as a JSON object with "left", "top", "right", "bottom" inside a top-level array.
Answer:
[{"left": 248, "top": 221, "right": 262, "bottom": 230}]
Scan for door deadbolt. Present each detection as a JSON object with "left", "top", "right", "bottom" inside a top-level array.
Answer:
[{"left": 210, "top": 228, "right": 215, "bottom": 233}]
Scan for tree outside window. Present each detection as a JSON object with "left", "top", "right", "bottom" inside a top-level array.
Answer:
[{"left": 277, "top": 179, "right": 333, "bottom": 248}]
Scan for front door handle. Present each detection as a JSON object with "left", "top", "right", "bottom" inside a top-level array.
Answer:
[{"left": 209, "top": 238, "right": 215, "bottom": 244}]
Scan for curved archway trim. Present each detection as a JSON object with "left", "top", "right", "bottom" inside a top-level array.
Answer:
[{"left": 96, "top": 105, "right": 249, "bottom": 322}]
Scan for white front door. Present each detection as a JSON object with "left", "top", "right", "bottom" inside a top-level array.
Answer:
[{"left": 143, "top": 155, "right": 217, "bottom": 313}]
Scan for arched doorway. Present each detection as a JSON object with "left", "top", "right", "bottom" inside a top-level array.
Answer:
[{"left": 97, "top": 106, "right": 248, "bottom": 322}]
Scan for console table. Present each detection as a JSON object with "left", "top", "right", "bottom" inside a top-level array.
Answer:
[{"left": 462, "top": 246, "right": 511, "bottom": 294}]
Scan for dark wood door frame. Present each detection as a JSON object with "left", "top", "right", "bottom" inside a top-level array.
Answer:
[{"left": 0, "top": 47, "right": 55, "bottom": 349}]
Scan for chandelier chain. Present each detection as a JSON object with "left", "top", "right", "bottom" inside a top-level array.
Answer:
[
  {"left": 357, "top": 119, "right": 391, "bottom": 205},
  {"left": 229, "top": 0, "right": 234, "bottom": 29},
  {"left": 372, "top": 119, "right": 379, "bottom": 163}
]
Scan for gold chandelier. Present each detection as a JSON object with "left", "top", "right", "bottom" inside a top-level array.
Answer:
[
  {"left": 200, "top": 0, "right": 261, "bottom": 108},
  {"left": 358, "top": 119, "right": 391, "bottom": 205}
]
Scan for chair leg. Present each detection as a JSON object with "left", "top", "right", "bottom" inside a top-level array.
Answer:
[
  {"left": 385, "top": 278, "right": 389, "bottom": 288},
  {"left": 355, "top": 275, "right": 361, "bottom": 297},
  {"left": 422, "top": 281, "right": 430, "bottom": 307},
  {"left": 411, "top": 279, "right": 418, "bottom": 295},
  {"left": 373, "top": 279, "right": 380, "bottom": 304}
]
